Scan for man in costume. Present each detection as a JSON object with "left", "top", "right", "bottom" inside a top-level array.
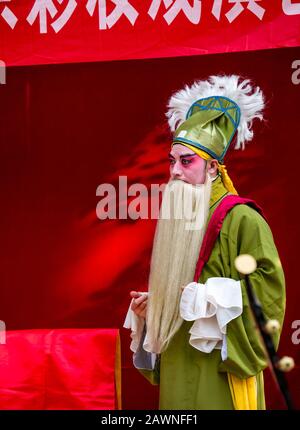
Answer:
[{"left": 124, "top": 75, "right": 286, "bottom": 410}]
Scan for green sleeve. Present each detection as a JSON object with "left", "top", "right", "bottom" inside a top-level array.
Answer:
[
  {"left": 133, "top": 324, "right": 160, "bottom": 385},
  {"left": 218, "top": 205, "right": 286, "bottom": 379}
]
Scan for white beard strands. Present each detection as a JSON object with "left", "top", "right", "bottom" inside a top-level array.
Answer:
[{"left": 146, "top": 177, "right": 212, "bottom": 354}]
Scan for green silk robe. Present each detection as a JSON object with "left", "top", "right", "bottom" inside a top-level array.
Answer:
[{"left": 138, "top": 176, "right": 286, "bottom": 410}]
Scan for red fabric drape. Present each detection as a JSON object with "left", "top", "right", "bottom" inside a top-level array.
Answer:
[{"left": 0, "top": 46, "right": 299, "bottom": 409}]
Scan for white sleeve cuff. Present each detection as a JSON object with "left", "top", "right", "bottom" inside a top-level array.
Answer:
[
  {"left": 123, "top": 293, "right": 158, "bottom": 370},
  {"left": 123, "top": 293, "right": 148, "bottom": 353},
  {"left": 180, "top": 278, "right": 242, "bottom": 356}
]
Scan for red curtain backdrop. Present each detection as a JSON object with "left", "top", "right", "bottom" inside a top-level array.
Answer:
[
  {"left": 0, "top": 45, "right": 300, "bottom": 409},
  {"left": 0, "top": 0, "right": 300, "bottom": 66}
]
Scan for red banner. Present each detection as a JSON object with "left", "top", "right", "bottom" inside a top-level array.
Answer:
[{"left": 0, "top": 0, "right": 300, "bottom": 67}]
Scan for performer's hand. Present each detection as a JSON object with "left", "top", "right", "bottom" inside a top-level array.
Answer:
[{"left": 130, "top": 291, "right": 147, "bottom": 319}]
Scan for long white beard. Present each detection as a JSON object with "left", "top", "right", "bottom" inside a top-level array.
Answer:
[{"left": 146, "top": 176, "right": 212, "bottom": 353}]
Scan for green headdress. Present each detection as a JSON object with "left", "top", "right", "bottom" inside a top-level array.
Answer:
[{"left": 166, "top": 75, "right": 265, "bottom": 164}]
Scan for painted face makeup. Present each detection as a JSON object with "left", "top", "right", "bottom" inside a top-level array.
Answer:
[{"left": 169, "top": 144, "right": 207, "bottom": 185}]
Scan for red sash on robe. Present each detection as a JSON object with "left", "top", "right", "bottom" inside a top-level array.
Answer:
[{"left": 194, "top": 195, "right": 265, "bottom": 282}]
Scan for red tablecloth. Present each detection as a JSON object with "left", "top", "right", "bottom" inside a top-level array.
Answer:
[{"left": 0, "top": 329, "right": 121, "bottom": 410}]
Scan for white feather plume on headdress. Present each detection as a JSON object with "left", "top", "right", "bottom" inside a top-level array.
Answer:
[{"left": 165, "top": 75, "right": 265, "bottom": 150}]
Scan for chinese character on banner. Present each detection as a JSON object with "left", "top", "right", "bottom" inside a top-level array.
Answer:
[
  {"left": 148, "top": 0, "right": 202, "bottom": 25},
  {"left": 282, "top": 0, "right": 300, "bottom": 15},
  {"left": 86, "top": 0, "right": 139, "bottom": 30},
  {"left": 212, "top": 0, "right": 265, "bottom": 23},
  {"left": 0, "top": 0, "right": 18, "bottom": 29},
  {"left": 27, "top": 0, "right": 78, "bottom": 34}
]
